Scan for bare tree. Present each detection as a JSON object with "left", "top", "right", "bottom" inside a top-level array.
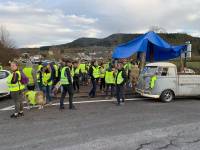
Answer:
[
  {"left": 0, "top": 25, "right": 15, "bottom": 48},
  {"left": 149, "top": 25, "right": 167, "bottom": 33},
  {"left": 0, "top": 25, "right": 18, "bottom": 65}
]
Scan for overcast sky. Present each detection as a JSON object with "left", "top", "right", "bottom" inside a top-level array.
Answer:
[{"left": 0, "top": 0, "right": 200, "bottom": 48}]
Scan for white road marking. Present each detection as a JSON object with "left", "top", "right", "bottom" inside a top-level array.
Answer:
[{"left": 0, "top": 97, "right": 149, "bottom": 111}]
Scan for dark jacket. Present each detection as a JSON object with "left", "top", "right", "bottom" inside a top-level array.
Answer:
[
  {"left": 11, "top": 71, "right": 19, "bottom": 84},
  {"left": 88, "top": 65, "right": 96, "bottom": 80}
]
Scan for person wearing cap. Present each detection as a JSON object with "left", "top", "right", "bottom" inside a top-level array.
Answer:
[
  {"left": 7, "top": 61, "right": 25, "bottom": 118},
  {"left": 115, "top": 61, "right": 127, "bottom": 106},
  {"left": 60, "top": 59, "right": 75, "bottom": 110}
]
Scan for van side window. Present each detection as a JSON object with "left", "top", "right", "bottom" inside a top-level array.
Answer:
[{"left": 161, "top": 68, "right": 168, "bottom": 76}]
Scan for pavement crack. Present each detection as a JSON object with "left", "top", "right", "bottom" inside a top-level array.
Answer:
[
  {"left": 136, "top": 142, "right": 152, "bottom": 150},
  {"left": 185, "top": 138, "right": 200, "bottom": 144},
  {"left": 157, "top": 139, "right": 177, "bottom": 150}
]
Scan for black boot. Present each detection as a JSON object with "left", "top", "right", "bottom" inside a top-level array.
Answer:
[
  {"left": 10, "top": 113, "right": 18, "bottom": 118},
  {"left": 18, "top": 112, "right": 24, "bottom": 117}
]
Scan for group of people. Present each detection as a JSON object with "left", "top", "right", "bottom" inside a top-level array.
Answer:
[{"left": 7, "top": 58, "right": 138, "bottom": 118}]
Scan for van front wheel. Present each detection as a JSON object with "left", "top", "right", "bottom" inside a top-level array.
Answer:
[{"left": 160, "top": 90, "right": 174, "bottom": 103}]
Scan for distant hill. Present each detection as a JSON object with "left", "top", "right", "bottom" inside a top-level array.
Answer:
[{"left": 23, "top": 33, "right": 200, "bottom": 56}]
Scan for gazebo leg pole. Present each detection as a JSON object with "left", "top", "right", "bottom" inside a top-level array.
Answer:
[{"left": 139, "top": 52, "right": 146, "bottom": 71}]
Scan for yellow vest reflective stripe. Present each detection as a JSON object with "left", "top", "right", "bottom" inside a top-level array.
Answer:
[
  {"left": 7, "top": 71, "right": 25, "bottom": 92},
  {"left": 36, "top": 72, "right": 40, "bottom": 82},
  {"left": 105, "top": 71, "right": 115, "bottom": 84},
  {"left": 42, "top": 72, "right": 52, "bottom": 86},
  {"left": 53, "top": 64, "right": 59, "bottom": 78},
  {"left": 150, "top": 75, "right": 157, "bottom": 89},
  {"left": 70, "top": 67, "right": 75, "bottom": 77},
  {"left": 23, "top": 67, "right": 34, "bottom": 85},
  {"left": 116, "top": 71, "right": 124, "bottom": 85},
  {"left": 92, "top": 66, "right": 100, "bottom": 78},
  {"left": 60, "top": 67, "right": 69, "bottom": 85}
]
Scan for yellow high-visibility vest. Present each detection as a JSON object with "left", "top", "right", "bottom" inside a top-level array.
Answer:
[
  {"left": 42, "top": 72, "right": 52, "bottom": 86},
  {"left": 25, "top": 91, "right": 37, "bottom": 105},
  {"left": 7, "top": 71, "right": 25, "bottom": 92},
  {"left": 92, "top": 66, "right": 100, "bottom": 78},
  {"left": 116, "top": 71, "right": 124, "bottom": 85},
  {"left": 150, "top": 75, "right": 157, "bottom": 89},
  {"left": 79, "top": 64, "right": 87, "bottom": 73},
  {"left": 105, "top": 71, "right": 115, "bottom": 84},
  {"left": 23, "top": 67, "right": 34, "bottom": 85},
  {"left": 60, "top": 67, "right": 70, "bottom": 85},
  {"left": 100, "top": 66, "right": 105, "bottom": 78}
]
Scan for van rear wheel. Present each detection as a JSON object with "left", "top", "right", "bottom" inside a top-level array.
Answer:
[{"left": 160, "top": 90, "right": 174, "bottom": 103}]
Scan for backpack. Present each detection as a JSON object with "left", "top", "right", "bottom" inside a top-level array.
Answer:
[{"left": 19, "top": 70, "right": 29, "bottom": 85}]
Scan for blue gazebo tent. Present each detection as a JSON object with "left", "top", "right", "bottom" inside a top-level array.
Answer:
[{"left": 112, "top": 31, "right": 187, "bottom": 61}]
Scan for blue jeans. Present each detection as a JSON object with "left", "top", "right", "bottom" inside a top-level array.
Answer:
[
  {"left": 37, "top": 82, "right": 43, "bottom": 91},
  {"left": 43, "top": 85, "right": 52, "bottom": 103}
]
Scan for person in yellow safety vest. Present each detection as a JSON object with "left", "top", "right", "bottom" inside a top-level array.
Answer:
[
  {"left": 115, "top": 62, "right": 127, "bottom": 106},
  {"left": 42, "top": 64, "right": 53, "bottom": 104},
  {"left": 105, "top": 66, "right": 115, "bottom": 98},
  {"left": 60, "top": 59, "right": 75, "bottom": 110},
  {"left": 36, "top": 63, "right": 43, "bottom": 90},
  {"left": 88, "top": 60, "right": 100, "bottom": 98},
  {"left": 123, "top": 61, "right": 133, "bottom": 79},
  {"left": 79, "top": 62, "right": 88, "bottom": 85},
  {"left": 150, "top": 75, "right": 157, "bottom": 89},
  {"left": 72, "top": 61, "right": 80, "bottom": 92},
  {"left": 53, "top": 63, "right": 59, "bottom": 85},
  {"left": 23, "top": 62, "right": 36, "bottom": 90},
  {"left": 7, "top": 61, "right": 25, "bottom": 118},
  {"left": 99, "top": 62, "right": 106, "bottom": 92}
]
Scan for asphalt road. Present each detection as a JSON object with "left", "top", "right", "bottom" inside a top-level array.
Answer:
[{"left": 1, "top": 96, "right": 200, "bottom": 150}]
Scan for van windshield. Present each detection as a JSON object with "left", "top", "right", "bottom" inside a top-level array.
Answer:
[{"left": 142, "top": 66, "right": 158, "bottom": 76}]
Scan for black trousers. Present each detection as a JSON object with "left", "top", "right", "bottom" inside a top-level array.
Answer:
[
  {"left": 89, "top": 79, "right": 97, "bottom": 97},
  {"left": 60, "top": 85, "right": 74, "bottom": 108},
  {"left": 27, "top": 85, "right": 35, "bottom": 91},
  {"left": 116, "top": 84, "right": 125, "bottom": 104},
  {"left": 73, "top": 76, "right": 80, "bottom": 91},
  {"left": 100, "top": 78, "right": 105, "bottom": 90},
  {"left": 105, "top": 83, "right": 115, "bottom": 97}
]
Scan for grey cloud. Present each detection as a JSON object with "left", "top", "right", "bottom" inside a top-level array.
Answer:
[{"left": 0, "top": 0, "right": 200, "bottom": 47}]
